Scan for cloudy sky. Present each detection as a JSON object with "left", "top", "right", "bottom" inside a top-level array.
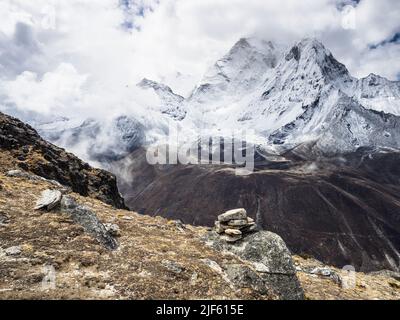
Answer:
[{"left": 0, "top": 0, "right": 399, "bottom": 119}]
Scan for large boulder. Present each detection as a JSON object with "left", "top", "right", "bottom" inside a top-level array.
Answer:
[{"left": 203, "top": 230, "right": 304, "bottom": 300}]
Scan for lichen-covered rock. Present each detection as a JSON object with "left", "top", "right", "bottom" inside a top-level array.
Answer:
[
  {"left": 203, "top": 230, "right": 304, "bottom": 300},
  {"left": 161, "top": 259, "right": 184, "bottom": 274},
  {"left": 224, "top": 264, "right": 272, "bottom": 296},
  {"left": 104, "top": 223, "right": 121, "bottom": 237},
  {"left": 220, "top": 234, "right": 242, "bottom": 243},
  {"left": 60, "top": 196, "right": 118, "bottom": 250}
]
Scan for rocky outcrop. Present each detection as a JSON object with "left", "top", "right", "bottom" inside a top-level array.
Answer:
[
  {"left": 60, "top": 196, "right": 118, "bottom": 250},
  {"left": 31, "top": 188, "right": 118, "bottom": 250},
  {"left": 0, "top": 112, "right": 126, "bottom": 209},
  {"left": 204, "top": 218, "right": 305, "bottom": 300}
]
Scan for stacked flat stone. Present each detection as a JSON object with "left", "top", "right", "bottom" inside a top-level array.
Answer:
[{"left": 215, "top": 208, "right": 256, "bottom": 242}]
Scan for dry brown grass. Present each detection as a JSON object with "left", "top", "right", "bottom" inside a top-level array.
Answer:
[{"left": 0, "top": 172, "right": 272, "bottom": 300}]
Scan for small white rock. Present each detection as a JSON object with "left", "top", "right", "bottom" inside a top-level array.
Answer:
[
  {"left": 5, "top": 246, "right": 21, "bottom": 256},
  {"left": 104, "top": 223, "right": 121, "bottom": 237},
  {"left": 310, "top": 267, "right": 332, "bottom": 277},
  {"left": 34, "top": 189, "right": 62, "bottom": 211}
]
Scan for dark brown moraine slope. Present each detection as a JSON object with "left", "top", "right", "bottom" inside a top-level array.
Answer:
[
  {"left": 0, "top": 112, "right": 126, "bottom": 209},
  {"left": 117, "top": 147, "right": 400, "bottom": 272}
]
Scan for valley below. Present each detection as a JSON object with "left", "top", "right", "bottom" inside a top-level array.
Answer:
[{"left": 115, "top": 147, "right": 400, "bottom": 273}]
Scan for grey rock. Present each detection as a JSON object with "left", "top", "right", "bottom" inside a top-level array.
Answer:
[
  {"left": 220, "top": 234, "right": 242, "bottom": 243},
  {"left": 310, "top": 267, "right": 333, "bottom": 277},
  {"left": 330, "top": 272, "right": 343, "bottom": 286},
  {"left": 224, "top": 264, "right": 271, "bottom": 295},
  {"left": 60, "top": 196, "right": 118, "bottom": 250},
  {"left": 161, "top": 259, "right": 183, "bottom": 274},
  {"left": 225, "top": 229, "right": 242, "bottom": 236},
  {"left": 5, "top": 246, "right": 21, "bottom": 256},
  {"left": 34, "top": 189, "right": 62, "bottom": 211},
  {"left": 253, "top": 262, "right": 271, "bottom": 273},
  {"left": 6, "top": 170, "right": 31, "bottom": 179},
  {"left": 169, "top": 219, "right": 186, "bottom": 232},
  {"left": 6, "top": 170, "right": 62, "bottom": 187},
  {"left": 218, "top": 208, "right": 247, "bottom": 222},
  {"left": 215, "top": 221, "right": 225, "bottom": 234},
  {"left": 190, "top": 272, "right": 199, "bottom": 285},
  {"left": 203, "top": 230, "right": 304, "bottom": 300},
  {"left": 201, "top": 259, "right": 223, "bottom": 274},
  {"left": 104, "top": 223, "right": 121, "bottom": 237},
  {"left": 228, "top": 219, "right": 248, "bottom": 227},
  {"left": 240, "top": 224, "right": 257, "bottom": 233},
  {"left": 307, "top": 266, "right": 343, "bottom": 285}
]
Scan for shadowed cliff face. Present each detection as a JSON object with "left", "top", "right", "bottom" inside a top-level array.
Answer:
[
  {"left": 117, "top": 148, "right": 400, "bottom": 272},
  {"left": 0, "top": 112, "right": 127, "bottom": 209}
]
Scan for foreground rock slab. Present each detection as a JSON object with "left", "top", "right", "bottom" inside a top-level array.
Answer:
[{"left": 204, "top": 230, "right": 305, "bottom": 300}]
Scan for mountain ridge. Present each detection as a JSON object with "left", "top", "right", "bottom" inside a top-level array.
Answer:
[
  {"left": 0, "top": 112, "right": 127, "bottom": 209},
  {"left": 13, "top": 36, "right": 400, "bottom": 161}
]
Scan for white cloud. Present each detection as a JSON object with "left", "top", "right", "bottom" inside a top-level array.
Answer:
[
  {"left": 0, "top": 0, "right": 399, "bottom": 119},
  {"left": 2, "top": 63, "right": 87, "bottom": 114}
]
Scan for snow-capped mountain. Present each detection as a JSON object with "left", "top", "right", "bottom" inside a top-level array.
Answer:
[
  {"left": 189, "top": 37, "right": 282, "bottom": 103},
  {"left": 177, "top": 37, "right": 400, "bottom": 156},
  {"left": 137, "top": 78, "right": 186, "bottom": 120},
  {"left": 10, "top": 36, "right": 400, "bottom": 161},
  {"left": 352, "top": 73, "right": 400, "bottom": 116}
]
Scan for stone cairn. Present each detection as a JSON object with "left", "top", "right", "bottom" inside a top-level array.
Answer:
[{"left": 214, "top": 208, "right": 257, "bottom": 242}]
